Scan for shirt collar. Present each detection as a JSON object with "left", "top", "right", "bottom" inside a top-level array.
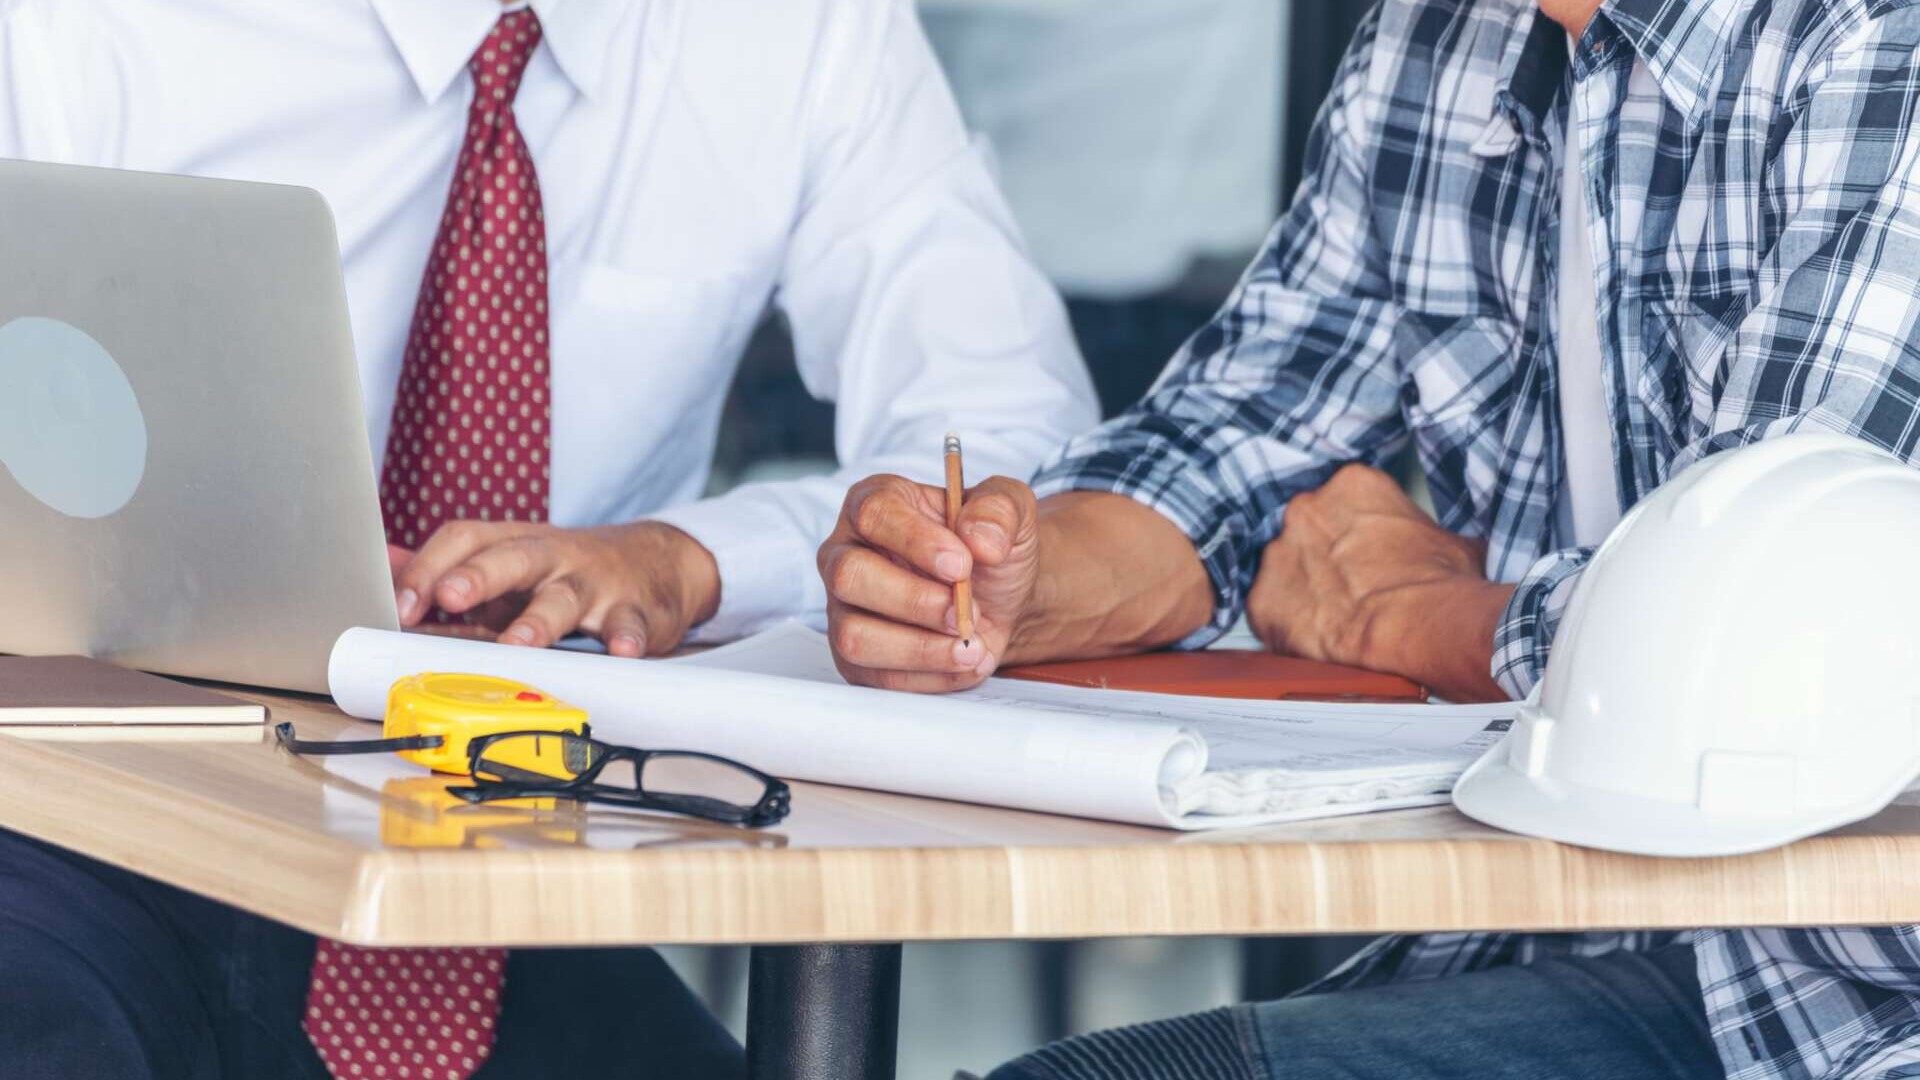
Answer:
[
  {"left": 1598, "top": 0, "right": 1757, "bottom": 120},
  {"left": 1487, "top": 3, "right": 1569, "bottom": 148},
  {"left": 1483, "top": 0, "right": 1750, "bottom": 151},
  {"left": 368, "top": 0, "right": 626, "bottom": 104}
]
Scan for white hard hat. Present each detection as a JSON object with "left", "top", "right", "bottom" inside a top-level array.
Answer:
[{"left": 1454, "top": 431, "right": 1920, "bottom": 857}]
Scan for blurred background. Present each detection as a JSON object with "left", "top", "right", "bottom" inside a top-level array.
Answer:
[
  {"left": 694, "top": 0, "right": 1374, "bottom": 1075},
  {"left": 711, "top": 0, "right": 1368, "bottom": 487}
]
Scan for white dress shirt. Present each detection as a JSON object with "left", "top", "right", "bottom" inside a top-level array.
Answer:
[{"left": 0, "top": 0, "right": 1098, "bottom": 638}]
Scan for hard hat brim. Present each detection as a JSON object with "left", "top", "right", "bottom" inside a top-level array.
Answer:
[{"left": 1451, "top": 745, "right": 1884, "bottom": 858}]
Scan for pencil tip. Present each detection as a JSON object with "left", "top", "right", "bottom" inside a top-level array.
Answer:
[{"left": 944, "top": 432, "right": 962, "bottom": 455}]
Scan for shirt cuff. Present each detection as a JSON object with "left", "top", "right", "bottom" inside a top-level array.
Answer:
[
  {"left": 649, "top": 497, "right": 825, "bottom": 644},
  {"left": 1491, "top": 546, "right": 1595, "bottom": 699}
]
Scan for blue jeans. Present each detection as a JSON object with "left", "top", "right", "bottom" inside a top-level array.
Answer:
[
  {"left": 989, "top": 945, "right": 1721, "bottom": 1080},
  {"left": 0, "top": 828, "right": 743, "bottom": 1080}
]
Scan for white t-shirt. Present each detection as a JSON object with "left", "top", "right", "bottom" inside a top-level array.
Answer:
[{"left": 1557, "top": 49, "right": 1624, "bottom": 547}]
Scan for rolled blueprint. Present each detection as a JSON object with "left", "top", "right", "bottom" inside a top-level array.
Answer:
[{"left": 328, "top": 626, "right": 1202, "bottom": 827}]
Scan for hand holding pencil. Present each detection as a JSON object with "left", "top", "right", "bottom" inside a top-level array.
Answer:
[{"left": 817, "top": 435, "right": 1044, "bottom": 693}]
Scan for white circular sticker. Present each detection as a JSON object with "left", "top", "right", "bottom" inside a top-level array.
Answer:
[{"left": 0, "top": 316, "right": 148, "bottom": 519}]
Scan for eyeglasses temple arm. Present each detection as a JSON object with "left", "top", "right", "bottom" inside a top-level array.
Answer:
[{"left": 274, "top": 722, "right": 445, "bottom": 755}]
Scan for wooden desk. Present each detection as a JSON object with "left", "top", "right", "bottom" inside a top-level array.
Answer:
[{"left": 3, "top": 690, "right": 1917, "bottom": 1078}]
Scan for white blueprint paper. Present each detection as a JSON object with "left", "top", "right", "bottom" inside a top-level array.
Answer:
[{"left": 329, "top": 623, "right": 1516, "bottom": 830}]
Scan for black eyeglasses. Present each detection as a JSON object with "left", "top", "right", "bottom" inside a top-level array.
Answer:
[
  {"left": 454, "top": 730, "right": 791, "bottom": 828},
  {"left": 275, "top": 723, "right": 791, "bottom": 829}
]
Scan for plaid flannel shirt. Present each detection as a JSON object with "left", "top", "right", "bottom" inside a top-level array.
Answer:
[{"left": 1033, "top": 0, "right": 1920, "bottom": 1076}]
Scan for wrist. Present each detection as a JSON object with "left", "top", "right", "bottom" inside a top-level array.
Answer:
[
  {"left": 661, "top": 523, "right": 722, "bottom": 627},
  {"left": 612, "top": 521, "right": 721, "bottom": 629},
  {"left": 1001, "top": 555, "right": 1055, "bottom": 667},
  {"left": 1363, "top": 577, "right": 1514, "bottom": 702},
  {"left": 1003, "top": 494, "right": 1212, "bottom": 665}
]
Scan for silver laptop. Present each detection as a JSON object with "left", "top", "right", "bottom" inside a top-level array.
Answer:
[{"left": 0, "top": 159, "right": 399, "bottom": 693}]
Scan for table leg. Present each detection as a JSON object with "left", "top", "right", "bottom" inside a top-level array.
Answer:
[{"left": 745, "top": 943, "right": 902, "bottom": 1080}]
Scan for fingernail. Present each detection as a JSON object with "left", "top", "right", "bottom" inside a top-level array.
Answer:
[
  {"left": 505, "top": 624, "right": 535, "bottom": 644},
  {"left": 934, "top": 551, "right": 967, "bottom": 582},
  {"left": 395, "top": 588, "right": 418, "bottom": 621},
  {"left": 611, "top": 635, "right": 642, "bottom": 656},
  {"left": 944, "top": 607, "right": 958, "bottom": 633},
  {"left": 974, "top": 650, "right": 997, "bottom": 676},
  {"left": 953, "top": 638, "right": 984, "bottom": 667},
  {"left": 444, "top": 576, "right": 473, "bottom": 600}
]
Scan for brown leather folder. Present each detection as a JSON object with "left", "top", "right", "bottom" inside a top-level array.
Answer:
[{"left": 999, "top": 650, "right": 1427, "bottom": 703}]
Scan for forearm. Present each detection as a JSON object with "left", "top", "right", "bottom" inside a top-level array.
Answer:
[{"left": 1005, "top": 492, "right": 1214, "bottom": 664}]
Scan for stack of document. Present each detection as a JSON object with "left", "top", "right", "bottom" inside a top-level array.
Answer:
[{"left": 328, "top": 622, "right": 1515, "bottom": 830}]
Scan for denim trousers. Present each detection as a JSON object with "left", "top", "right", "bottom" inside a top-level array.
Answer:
[
  {"left": 989, "top": 944, "right": 1722, "bottom": 1080},
  {"left": 0, "top": 828, "right": 743, "bottom": 1079}
]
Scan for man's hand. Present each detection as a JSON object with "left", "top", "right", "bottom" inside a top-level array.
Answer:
[
  {"left": 1248, "top": 464, "right": 1514, "bottom": 701},
  {"left": 390, "top": 521, "right": 721, "bottom": 657},
  {"left": 818, "top": 474, "right": 1041, "bottom": 692}
]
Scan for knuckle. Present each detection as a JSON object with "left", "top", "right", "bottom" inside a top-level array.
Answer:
[
  {"left": 450, "top": 560, "right": 491, "bottom": 594},
  {"left": 915, "top": 633, "right": 948, "bottom": 666},
  {"left": 620, "top": 605, "right": 657, "bottom": 642},
  {"left": 832, "top": 655, "right": 871, "bottom": 687},
  {"left": 983, "top": 475, "right": 1035, "bottom": 510},
  {"left": 398, "top": 560, "right": 435, "bottom": 590},
  {"left": 549, "top": 574, "right": 586, "bottom": 607},
  {"left": 851, "top": 489, "right": 899, "bottom": 540},
  {"left": 840, "top": 479, "right": 881, "bottom": 525},
  {"left": 500, "top": 534, "right": 547, "bottom": 561},
  {"left": 451, "top": 566, "right": 494, "bottom": 600},
  {"left": 847, "top": 474, "right": 893, "bottom": 502},
  {"left": 979, "top": 491, "right": 1018, "bottom": 523},
  {"left": 826, "top": 550, "right": 864, "bottom": 598},
  {"left": 918, "top": 586, "right": 951, "bottom": 624},
  {"left": 831, "top": 619, "right": 868, "bottom": 660}
]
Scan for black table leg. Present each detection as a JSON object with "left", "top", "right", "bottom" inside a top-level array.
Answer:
[{"left": 745, "top": 943, "right": 902, "bottom": 1080}]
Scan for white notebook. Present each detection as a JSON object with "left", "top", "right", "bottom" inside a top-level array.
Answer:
[{"left": 328, "top": 623, "right": 1516, "bottom": 831}]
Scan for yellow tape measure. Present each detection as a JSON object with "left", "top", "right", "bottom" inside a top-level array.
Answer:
[{"left": 383, "top": 672, "right": 590, "bottom": 775}]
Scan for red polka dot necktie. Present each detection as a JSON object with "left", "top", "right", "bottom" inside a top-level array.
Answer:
[
  {"left": 307, "top": 13, "right": 543, "bottom": 1080},
  {"left": 379, "top": 8, "right": 552, "bottom": 553},
  {"left": 304, "top": 946, "right": 506, "bottom": 1080}
]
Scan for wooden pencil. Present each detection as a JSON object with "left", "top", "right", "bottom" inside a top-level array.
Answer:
[{"left": 943, "top": 434, "right": 974, "bottom": 646}]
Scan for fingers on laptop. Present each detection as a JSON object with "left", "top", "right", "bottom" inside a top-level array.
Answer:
[
  {"left": 393, "top": 521, "right": 542, "bottom": 625},
  {"left": 392, "top": 521, "right": 668, "bottom": 657}
]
